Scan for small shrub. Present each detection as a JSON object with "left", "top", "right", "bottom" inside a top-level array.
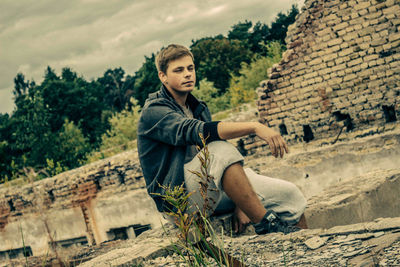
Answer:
[
  {"left": 45, "top": 159, "right": 68, "bottom": 177},
  {"left": 192, "top": 79, "right": 231, "bottom": 114},
  {"left": 228, "top": 41, "right": 284, "bottom": 107},
  {"left": 86, "top": 98, "right": 140, "bottom": 162},
  {"left": 53, "top": 119, "right": 90, "bottom": 169}
]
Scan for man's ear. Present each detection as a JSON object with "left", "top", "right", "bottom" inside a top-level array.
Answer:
[{"left": 158, "top": 71, "right": 168, "bottom": 84}]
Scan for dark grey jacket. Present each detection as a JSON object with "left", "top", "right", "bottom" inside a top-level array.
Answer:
[{"left": 137, "top": 85, "right": 221, "bottom": 212}]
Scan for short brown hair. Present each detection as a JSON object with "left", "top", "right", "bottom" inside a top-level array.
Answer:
[{"left": 155, "top": 44, "right": 194, "bottom": 74}]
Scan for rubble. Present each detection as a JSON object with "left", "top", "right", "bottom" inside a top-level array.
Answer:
[
  {"left": 47, "top": 217, "right": 400, "bottom": 266},
  {"left": 304, "top": 236, "right": 329, "bottom": 249}
]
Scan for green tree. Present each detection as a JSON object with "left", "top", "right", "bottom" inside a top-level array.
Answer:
[
  {"left": 87, "top": 98, "right": 141, "bottom": 162},
  {"left": 8, "top": 88, "right": 54, "bottom": 168},
  {"left": 133, "top": 54, "right": 160, "bottom": 107},
  {"left": 268, "top": 4, "right": 299, "bottom": 44},
  {"left": 1, "top": 74, "right": 39, "bottom": 180},
  {"left": 191, "top": 79, "right": 230, "bottom": 114},
  {"left": 228, "top": 20, "right": 271, "bottom": 54},
  {"left": 190, "top": 37, "right": 253, "bottom": 94},
  {"left": 0, "top": 140, "right": 10, "bottom": 180},
  {"left": 3, "top": 68, "right": 107, "bottom": 180},
  {"left": 40, "top": 67, "right": 108, "bottom": 145},
  {"left": 51, "top": 119, "right": 89, "bottom": 169},
  {"left": 97, "top": 67, "right": 135, "bottom": 112},
  {"left": 0, "top": 113, "right": 13, "bottom": 179},
  {"left": 249, "top": 22, "right": 270, "bottom": 55},
  {"left": 13, "top": 73, "right": 36, "bottom": 98},
  {"left": 229, "top": 42, "right": 284, "bottom": 107},
  {"left": 228, "top": 20, "right": 252, "bottom": 41},
  {"left": 0, "top": 113, "right": 10, "bottom": 142},
  {"left": 227, "top": 5, "right": 298, "bottom": 49}
]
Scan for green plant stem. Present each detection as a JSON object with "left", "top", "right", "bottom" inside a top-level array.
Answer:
[{"left": 157, "top": 133, "right": 248, "bottom": 266}]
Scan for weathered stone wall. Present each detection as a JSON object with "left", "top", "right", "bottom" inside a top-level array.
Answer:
[
  {"left": 0, "top": 150, "right": 164, "bottom": 260},
  {"left": 242, "top": 0, "right": 400, "bottom": 154}
]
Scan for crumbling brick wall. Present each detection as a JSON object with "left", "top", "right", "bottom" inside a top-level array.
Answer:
[
  {"left": 0, "top": 151, "right": 144, "bottom": 229},
  {"left": 243, "top": 0, "right": 400, "bottom": 154}
]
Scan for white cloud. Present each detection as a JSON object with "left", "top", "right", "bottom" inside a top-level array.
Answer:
[
  {"left": 204, "top": 5, "right": 227, "bottom": 16},
  {"left": 165, "top": 16, "right": 174, "bottom": 23}
]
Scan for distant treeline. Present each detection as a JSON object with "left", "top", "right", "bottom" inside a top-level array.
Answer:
[{"left": 0, "top": 5, "right": 298, "bottom": 183}]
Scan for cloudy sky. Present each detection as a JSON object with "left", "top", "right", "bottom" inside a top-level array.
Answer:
[{"left": 0, "top": 0, "right": 303, "bottom": 114}]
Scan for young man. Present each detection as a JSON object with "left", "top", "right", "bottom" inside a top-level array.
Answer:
[{"left": 137, "top": 44, "right": 307, "bottom": 234}]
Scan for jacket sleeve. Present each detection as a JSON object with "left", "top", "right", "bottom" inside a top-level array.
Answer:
[{"left": 139, "top": 103, "right": 219, "bottom": 146}]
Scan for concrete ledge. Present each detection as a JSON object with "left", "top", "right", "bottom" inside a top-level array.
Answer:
[
  {"left": 245, "top": 129, "right": 400, "bottom": 200},
  {"left": 306, "top": 169, "right": 400, "bottom": 229}
]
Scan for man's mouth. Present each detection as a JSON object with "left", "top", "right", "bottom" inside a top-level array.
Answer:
[{"left": 182, "top": 81, "right": 194, "bottom": 85}]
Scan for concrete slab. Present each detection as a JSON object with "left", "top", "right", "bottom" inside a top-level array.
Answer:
[
  {"left": 245, "top": 130, "right": 400, "bottom": 200},
  {"left": 306, "top": 169, "right": 400, "bottom": 229}
]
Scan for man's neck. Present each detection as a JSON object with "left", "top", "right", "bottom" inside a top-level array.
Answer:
[{"left": 164, "top": 85, "right": 189, "bottom": 107}]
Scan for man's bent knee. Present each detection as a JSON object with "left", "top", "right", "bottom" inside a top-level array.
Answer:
[
  {"left": 206, "top": 141, "right": 244, "bottom": 189},
  {"left": 207, "top": 141, "right": 243, "bottom": 160}
]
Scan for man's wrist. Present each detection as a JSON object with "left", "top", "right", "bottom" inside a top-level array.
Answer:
[{"left": 253, "top": 122, "right": 264, "bottom": 134}]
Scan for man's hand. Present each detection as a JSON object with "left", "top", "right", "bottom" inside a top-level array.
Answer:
[
  {"left": 255, "top": 123, "right": 289, "bottom": 158},
  {"left": 232, "top": 206, "right": 251, "bottom": 234},
  {"left": 217, "top": 121, "right": 289, "bottom": 158}
]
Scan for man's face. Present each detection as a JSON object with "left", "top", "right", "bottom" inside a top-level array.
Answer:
[{"left": 159, "top": 55, "right": 196, "bottom": 95}]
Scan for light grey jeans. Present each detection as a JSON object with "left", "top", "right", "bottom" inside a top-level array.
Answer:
[{"left": 184, "top": 141, "right": 307, "bottom": 225}]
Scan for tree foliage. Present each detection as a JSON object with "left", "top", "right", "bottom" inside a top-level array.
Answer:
[
  {"left": 52, "top": 119, "right": 89, "bottom": 168},
  {"left": 0, "top": 114, "right": 11, "bottom": 178},
  {"left": 229, "top": 42, "right": 283, "bottom": 107},
  {"left": 191, "top": 80, "right": 230, "bottom": 114},
  {"left": 87, "top": 98, "right": 141, "bottom": 162},
  {"left": 190, "top": 37, "right": 253, "bottom": 94},
  {"left": 1, "top": 69, "right": 107, "bottom": 180},
  {"left": 268, "top": 5, "right": 299, "bottom": 43},
  {"left": 9, "top": 88, "right": 53, "bottom": 168},
  {"left": 97, "top": 67, "right": 135, "bottom": 112},
  {"left": 40, "top": 67, "right": 109, "bottom": 144},
  {"left": 189, "top": 4, "right": 297, "bottom": 95},
  {"left": 228, "top": 20, "right": 252, "bottom": 41},
  {"left": 133, "top": 54, "right": 161, "bottom": 107},
  {"left": 229, "top": 42, "right": 284, "bottom": 107}
]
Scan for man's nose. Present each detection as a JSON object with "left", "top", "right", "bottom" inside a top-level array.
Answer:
[{"left": 184, "top": 69, "right": 191, "bottom": 77}]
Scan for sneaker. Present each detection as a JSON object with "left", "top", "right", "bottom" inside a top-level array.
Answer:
[{"left": 254, "top": 210, "right": 301, "bottom": 235}]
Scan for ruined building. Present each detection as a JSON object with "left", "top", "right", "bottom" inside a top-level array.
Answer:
[
  {"left": 1, "top": 0, "right": 400, "bottom": 262},
  {"left": 243, "top": 0, "right": 400, "bottom": 154},
  {"left": 0, "top": 152, "right": 162, "bottom": 261}
]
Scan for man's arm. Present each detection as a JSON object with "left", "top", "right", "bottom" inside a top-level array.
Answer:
[
  {"left": 217, "top": 121, "right": 289, "bottom": 158},
  {"left": 139, "top": 102, "right": 221, "bottom": 146}
]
